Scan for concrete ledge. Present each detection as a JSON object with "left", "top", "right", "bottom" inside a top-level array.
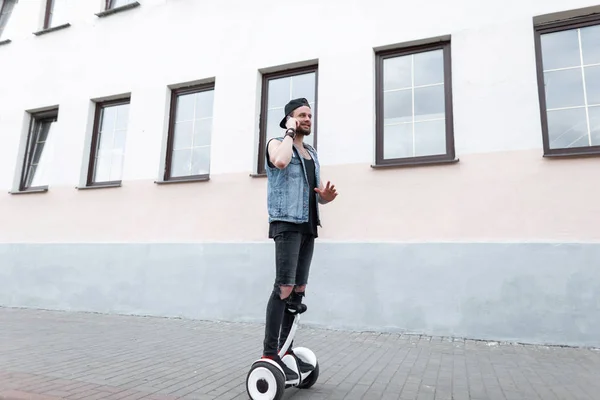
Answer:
[
  {"left": 1, "top": 242, "right": 599, "bottom": 347},
  {"left": 33, "top": 23, "right": 71, "bottom": 36}
]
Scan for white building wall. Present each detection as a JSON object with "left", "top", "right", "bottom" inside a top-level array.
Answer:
[
  {"left": 2, "top": 0, "right": 600, "bottom": 347},
  {"left": 2, "top": 0, "right": 599, "bottom": 189}
]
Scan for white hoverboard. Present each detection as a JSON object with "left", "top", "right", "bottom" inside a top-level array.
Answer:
[{"left": 246, "top": 304, "right": 319, "bottom": 400}]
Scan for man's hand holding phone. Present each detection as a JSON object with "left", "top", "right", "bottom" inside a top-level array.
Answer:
[{"left": 285, "top": 116, "right": 299, "bottom": 130}]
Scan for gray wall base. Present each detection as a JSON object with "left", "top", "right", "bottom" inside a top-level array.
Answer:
[{"left": 1, "top": 243, "right": 599, "bottom": 348}]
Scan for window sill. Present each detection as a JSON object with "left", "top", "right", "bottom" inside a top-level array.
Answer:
[
  {"left": 0, "top": 39, "right": 11, "bottom": 46},
  {"left": 95, "top": 1, "right": 140, "bottom": 17},
  {"left": 76, "top": 182, "right": 122, "bottom": 190},
  {"left": 371, "top": 157, "right": 460, "bottom": 169},
  {"left": 543, "top": 150, "right": 600, "bottom": 159},
  {"left": 9, "top": 186, "right": 49, "bottom": 195},
  {"left": 154, "top": 175, "right": 210, "bottom": 185},
  {"left": 33, "top": 23, "right": 71, "bottom": 36}
]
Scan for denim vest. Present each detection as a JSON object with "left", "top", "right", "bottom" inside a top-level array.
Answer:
[{"left": 266, "top": 137, "right": 321, "bottom": 225}]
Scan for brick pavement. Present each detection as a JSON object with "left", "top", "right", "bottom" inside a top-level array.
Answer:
[{"left": 1, "top": 307, "right": 599, "bottom": 400}]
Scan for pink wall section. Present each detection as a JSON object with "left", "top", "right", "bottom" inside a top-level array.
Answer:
[{"left": 1, "top": 149, "right": 599, "bottom": 243}]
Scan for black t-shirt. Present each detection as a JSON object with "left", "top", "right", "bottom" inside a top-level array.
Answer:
[{"left": 268, "top": 154, "right": 319, "bottom": 238}]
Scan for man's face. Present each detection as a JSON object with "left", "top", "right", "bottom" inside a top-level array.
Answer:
[{"left": 292, "top": 106, "right": 312, "bottom": 136}]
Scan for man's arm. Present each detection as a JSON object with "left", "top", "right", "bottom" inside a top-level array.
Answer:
[
  {"left": 268, "top": 118, "right": 298, "bottom": 170},
  {"left": 315, "top": 180, "right": 338, "bottom": 204},
  {"left": 268, "top": 135, "right": 294, "bottom": 170}
]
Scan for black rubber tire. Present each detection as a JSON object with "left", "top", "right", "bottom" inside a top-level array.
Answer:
[
  {"left": 297, "top": 362, "right": 319, "bottom": 389},
  {"left": 246, "top": 362, "right": 285, "bottom": 400}
]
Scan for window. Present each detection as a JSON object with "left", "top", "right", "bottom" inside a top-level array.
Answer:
[
  {"left": 535, "top": 15, "right": 600, "bottom": 156},
  {"left": 87, "top": 98, "right": 130, "bottom": 187},
  {"left": 0, "top": 0, "right": 17, "bottom": 38},
  {"left": 257, "top": 65, "right": 318, "bottom": 174},
  {"left": 164, "top": 84, "right": 215, "bottom": 182},
  {"left": 374, "top": 41, "right": 455, "bottom": 167},
  {"left": 105, "top": 0, "right": 136, "bottom": 10},
  {"left": 19, "top": 109, "right": 58, "bottom": 192},
  {"left": 42, "top": 0, "right": 68, "bottom": 30}
]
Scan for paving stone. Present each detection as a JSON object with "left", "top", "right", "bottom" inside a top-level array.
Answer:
[{"left": 1, "top": 308, "right": 600, "bottom": 399}]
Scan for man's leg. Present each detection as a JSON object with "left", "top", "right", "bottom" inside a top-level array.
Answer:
[
  {"left": 262, "top": 232, "right": 302, "bottom": 380},
  {"left": 278, "top": 234, "right": 315, "bottom": 372}
]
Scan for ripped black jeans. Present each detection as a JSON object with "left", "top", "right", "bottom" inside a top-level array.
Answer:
[{"left": 263, "top": 231, "right": 315, "bottom": 357}]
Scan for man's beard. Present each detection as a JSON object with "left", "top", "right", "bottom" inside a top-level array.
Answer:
[{"left": 297, "top": 125, "right": 311, "bottom": 136}]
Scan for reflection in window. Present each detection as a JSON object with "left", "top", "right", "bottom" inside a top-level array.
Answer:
[
  {"left": 376, "top": 43, "right": 454, "bottom": 165},
  {"left": 89, "top": 99, "right": 130, "bottom": 185},
  {"left": 0, "top": 0, "right": 17, "bottom": 38},
  {"left": 21, "top": 110, "right": 58, "bottom": 191},
  {"left": 539, "top": 21, "right": 600, "bottom": 151},
  {"left": 166, "top": 84, "right": 215, "bottom": 181}
]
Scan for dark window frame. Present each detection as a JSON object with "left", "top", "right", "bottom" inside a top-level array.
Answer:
[
  {"left": 18, "top": 108, "right": 58, "bottom": 193},
  {"left": 43, "top": 0, "right": 53, "bottom": 29},
  {"left": 86, "top": 97, "right": 130, "bottom": 188},
  {"left": 163, "top": 82, "right": 215, "bottom": 183},
  {"left": 256, "top": 64, "right": 319, "bottom": 176},
  {"left": 373, "top": 41, "right": 456, "bottom": 168},
  {"left": 534, "top": 14, "right": 600, "bottom": 158}
]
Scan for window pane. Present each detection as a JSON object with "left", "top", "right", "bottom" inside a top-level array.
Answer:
[
  {"left": 383, "top": 89, "right": 412, "bottom": 124},
  {"left": 111, "top": 0, "right": 135, "bottom": 8},
  {"left": 94, "top": 156, "right": 111, "bottom": 182},
  {"left": 27, "top": 119, "right": 55, "bottom": 188},
  {"left": 266, "top": 110, "right": 281, "bottom": 140},
  {"left": 109, "top": 154, "right": 124, "bottom": 182},
  {"left": 26, "top": 166, "right": 37, "bottom": 187},
  {"left": 191, "top": 147, "right": 210, "bottom": 175},
  {"left": 31, "top": 164, "right": 50, "bottom": 187},
  {"left": 547, "top": 108, "right": 588, "bottom": 149},
  {"left": 544, "top": 69, "right": 585, "bottom": 109},
  {"left": 32, "top": 140, "right": 46, "bottom": 164},
  {"left": 115, "top": 104, "right": 129, "bottom": 130},
  {"left": 99, "top": 106, "right": 117, "bottom": 133},
  {"left": 414, "top": 85, "right": 445, "bottom": 121},
  {"left": 268, "top": 77, "right": 291, "bottom": 109},
  {"left": 173, "top": 121, "right": 193, "bottom": 150},
  {"left": 291, "top": 72, "right": 316, "bottom": 103},
  {"left": 171, "top": 149, "right": 191, "bottom": 177},
  {"left": 383, "top": 55, "right": 411, "bottom": 90},
  {"left": 113, "top": 129, "right": 126, "bottom": 154},
  {"left": 176, "top": 94, "right": 195, "bottom": 122},
  {"left": 93, "top": 102, "right": 129, "bottom": 182},
  {"left": 193, "top": 118, "right": 212, "bottom": 147},
  {"left": 414, "top": 120, "right": 446, "bottom": 156},
  {"left": 581, "top": 24, "right": 600, "bottom": 65},
  {"left": 97, "top": 130, "right": 113, "bottom": 157},
  {"left": 383, "top": 123, "right": 413, "bottom": 159},
  {"left": 585, "top": 65, "right": 600, "bottom": 105},
  {"left": 589, "top": 106, "right": 600, "bottom": 146},
  {"left": 541, "top": 29, "right": 580, "bottom": 70},
  {"left": 194, "top": 90, "right": 214, "bottom": 119},
  {"left": 414, "top": 49, "right": 444, "bottom": 86},
  {"left": 50, "top": 0, "right": 68, "bottom": 27}
]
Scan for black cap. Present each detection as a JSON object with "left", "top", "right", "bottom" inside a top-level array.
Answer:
[{"left": 279, "top": 98, "right": 311, "bottom": 129}]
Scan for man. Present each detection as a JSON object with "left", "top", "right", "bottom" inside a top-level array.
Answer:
[{"left": 261, "top": 98, "right": 338, "bottom": 381}]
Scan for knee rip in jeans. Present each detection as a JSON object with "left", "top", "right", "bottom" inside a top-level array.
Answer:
[{"left": 274, "top": 284, "right": 294, "bottom": 300}]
